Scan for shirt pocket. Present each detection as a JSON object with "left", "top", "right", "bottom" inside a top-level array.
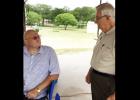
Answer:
[{"left": 101, "top": 45, "right": 113, "bottom": 59}]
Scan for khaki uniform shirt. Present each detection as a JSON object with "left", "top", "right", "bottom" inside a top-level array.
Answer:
[{"left": 90, "top": 27, "right": 115, "bottom": 75}]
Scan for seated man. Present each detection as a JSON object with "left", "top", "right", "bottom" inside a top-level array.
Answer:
[{"left": 24, "top": 29, "right": 60, "bottom": 100}]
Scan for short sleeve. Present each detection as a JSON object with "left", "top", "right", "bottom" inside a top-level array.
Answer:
[
  {"left": 113, "top": 40, "right": 115, "bottom": 57},
  {"left": 48, "top": 48, "right": 60, "bottom": 75}
]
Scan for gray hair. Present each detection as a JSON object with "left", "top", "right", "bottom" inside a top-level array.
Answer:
[{"left": 96, "top": 3, "right": 115, "bottom": 20}]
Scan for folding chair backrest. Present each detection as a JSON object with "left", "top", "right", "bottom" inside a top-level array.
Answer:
[
  {"left": 47, "top": 80, "right": 58, "bottom": 100},
  {"left": 55, "top": 93, "right": 60, "bottom": 100}
]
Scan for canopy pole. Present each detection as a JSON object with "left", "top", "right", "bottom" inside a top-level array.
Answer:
[
  {"left": 24, "top": 0, "right": 28, "bottom": 32},
  {"left": 97, "top": 0, "right": 102, "bottom": 38},
  {"left": 100, "top": 0, "right": 102, "bottom": 4},
  {"left": 24, "top": 2, "right": 25, "bottom": 32}
]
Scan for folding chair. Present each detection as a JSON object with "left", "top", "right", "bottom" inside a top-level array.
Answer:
[
  {"left": 55, "top": 93, "right": 60, "bottom": 100},
  {"left": 46, "top": 80, "right": 58, "bottom": 100}
]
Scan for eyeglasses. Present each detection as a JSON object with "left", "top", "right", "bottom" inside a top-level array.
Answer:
[
  {"left": 31, "top": 35, "right": 40, "bottom": 40},
  {"left": 95, "top": 15, "right": 106, "bottom": 23}
]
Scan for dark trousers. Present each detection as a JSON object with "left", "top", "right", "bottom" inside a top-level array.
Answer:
[
  {"left": 23, "top": 95, "right": 48, "bottom": 100},
  {"left": 90, "top": 68, "right": 115, "bottom": 100}
]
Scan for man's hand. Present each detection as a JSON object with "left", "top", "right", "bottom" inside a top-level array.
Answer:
[
  {"left": 107, "top": 92, "right": 115, "bottom": 100},
  {"left": 26, "top": 88, "right": 40, "bottom": 99},
  {"left": 85, "top": 69, "right": 92, "bottom": 84}
]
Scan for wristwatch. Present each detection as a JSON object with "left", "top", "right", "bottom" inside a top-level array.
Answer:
[{"left": 36, "top": 87, "right": 41, "bottom": 93}]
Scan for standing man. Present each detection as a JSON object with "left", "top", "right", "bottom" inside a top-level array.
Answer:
[
  {"left": 24, "top": 29, "right": 60, "bottom": 100},
  {"left": 85, "top": 3, "right": 115, "bottom": 100}
]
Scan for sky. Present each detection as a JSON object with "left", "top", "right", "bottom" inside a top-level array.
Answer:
[{"left": 26, "top": 0, "right": 115, "bottom": 10}]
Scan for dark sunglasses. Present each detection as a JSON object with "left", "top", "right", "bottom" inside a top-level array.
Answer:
[{"left": 31, "top": 35, "right": 40, "bottom": 40}]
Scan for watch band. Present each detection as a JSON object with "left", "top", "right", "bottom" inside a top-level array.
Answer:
[{"left": 36, "top": 87, "right": 41, "bottom": 93}]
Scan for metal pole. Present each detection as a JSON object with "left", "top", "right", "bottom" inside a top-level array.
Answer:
[
  {"left": 97, "top": 0, "right": 102, "bottom": 38},
  {"left": 100, "top": 0, "right": 102, "bottom": 4},
  {"left": 24, "top": 2, "right": 25, "bottom": 32},
  {"left": 24, "top": 0, "right": 28, "bottom": 32}
]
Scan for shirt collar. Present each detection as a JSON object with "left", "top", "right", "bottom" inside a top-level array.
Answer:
[
  {"left": 105, "top": 26, "right": 115, "bottom": 35},
  {"left": 24, "top": 46, "right": 43, "bottom": 55},
  {"left": 24, "top": 46, "right": 29, "bottom": 55},
  {"left": 38, "top": 46, "right": 43, "bottom": 54}
]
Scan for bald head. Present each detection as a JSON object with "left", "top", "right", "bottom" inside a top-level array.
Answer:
[
  {"left": 24, "top": 29, "right": 41, "bottom": 48},
  {"left": 24, "top": 29, "right": 38, "bottom": 40}
]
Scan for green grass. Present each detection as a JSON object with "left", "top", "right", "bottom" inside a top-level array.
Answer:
[
  {"left": 39, "top": 26, "right": 97, "bottom": 40},
  {"left": 55, "top": 48, "right": 93, "bottom": 55},
  {"left": 27, "top": 26, "right": 97, "bottom": 54}
]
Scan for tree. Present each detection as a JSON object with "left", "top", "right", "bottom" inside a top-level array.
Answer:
[
  {"left": 81, "top": 7, "right": 96, "bottom": 21},
  {"left": 25, "top": 4, "right": 35, "bottom": 30},
  {"left": 55, "top": 13, "right": 78, "bottom": 30},
  {"left": 72, "top": 7, "right": 96, "bottom": 22},
  {"left": 33, "top": 4, "right": 52, "bottom": 26},
  {"left": 71, "top": 7, "right": 82, "bottom": 22},
  {"left": 27, "top": 11, "right": 42, "bottom": 25},
  {"left": 25, "top": 4, "right": 34, "bottom": 12},
  {"left": 50, "top": 8, "right": 68, "bottom": 23},
  {"left": 72, "top": 7, "right": 96, "bottom": 28}
]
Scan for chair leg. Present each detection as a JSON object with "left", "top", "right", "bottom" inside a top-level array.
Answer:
[{"left": 55, "top": 93, "right": 60, "bottom": 100}]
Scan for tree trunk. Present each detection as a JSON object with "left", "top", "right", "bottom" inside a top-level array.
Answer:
[
  {"left": 64, "top": 25, "right": 68, "bottom": 30},
  {"left": 42, "top": 18, "right": 44, "bottom": 26}
]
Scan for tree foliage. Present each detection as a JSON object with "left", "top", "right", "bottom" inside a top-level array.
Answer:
[
  {"left": 26, "top": 11, "right": 42, "bottom": 25},
  {"left": 35, "top": 4, "right": 52, "bottom": 25},
  {"left": 25, "top": 4, "right": 96, "bottom": 29},
  {"left": 50, "top": 8, "right": 69, "bottom": 22},
  {"left": 55, "top": 13, "right": 78, "bottom": 30},
  {"left": 72, "top": 7, "right": 96, "bottom": 22}
]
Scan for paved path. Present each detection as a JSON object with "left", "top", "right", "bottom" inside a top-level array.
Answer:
[{"left": 52, "top": 51, "right": 93, "bottom": 100}]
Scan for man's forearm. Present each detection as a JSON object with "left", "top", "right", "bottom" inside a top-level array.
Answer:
[{"left": 35, "top": 74, "right": 59, "bottom": 92}]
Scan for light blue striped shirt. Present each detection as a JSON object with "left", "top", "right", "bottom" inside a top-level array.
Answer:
[{"left": 24, "top": 46, "right": 60, "bottom": 99}]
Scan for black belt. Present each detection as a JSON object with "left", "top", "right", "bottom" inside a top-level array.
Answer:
[
  {"left": 23, "top": 95, "right": 48, "bottom": 100},
  {"left": 92, "top": 68, "right": 115, "bottom": 79}
]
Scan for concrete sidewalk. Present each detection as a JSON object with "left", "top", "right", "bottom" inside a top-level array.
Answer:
[{"left": 52, "top": 50, "right": 93, "bottom": 100}]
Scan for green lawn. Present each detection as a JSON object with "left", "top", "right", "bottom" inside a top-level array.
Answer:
[{"left": 28, "top": 26, "right": 98, "bottom": 54}]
